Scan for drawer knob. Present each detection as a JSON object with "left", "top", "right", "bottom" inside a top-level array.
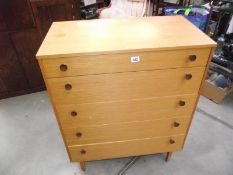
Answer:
[
  {"left": 169, "top": 139, "right": 175, "bottom": 144},
  {"left": 179, "top": 100, "right": 186, "bottom": 106},
  {"left": 185, "top": 74, "right": 192, "bottom": 80},
  {"left": 80, "top": 149, "right": 86, "bottom": 155},
  {"left": 60, "top": 64, "right": 68, "bottom": 71},
  {"left": 76, "top": 132, "right": 82, "bottom": 137},
  {"left": 173, "top": 122, "right": 180, "bottom": 127},
  {"left": 65, "top": 84, "right": 72, "bottom": 90},
  {"left": 71, "top": 111, "right": 77, "bottom": 117},
  {"left": 189, "top": 55, "right": 197, "bottom": 61}
]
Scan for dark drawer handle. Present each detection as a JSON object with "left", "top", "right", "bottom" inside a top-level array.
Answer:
[
  {"left": 80, "top": 149, "right": 86, "bottom": 155},
  {"left": 60, "top": 64, "right": 68, "bottom": 71},
  {"left": 185, "top": 74, "right": 192, "bottom": 80},
  {"left": 71, "top": 111, "right": 77, "bottom": 117},
  {"left": 179, "top": 100, "right": 186, "bottom": 106},
  {"left": 76, "top": 132, "right": 82, "bottom": 137},
  {"left": 169, "top": 139, "right": 175, "bottom": 144},
  {"left": 65, "top": 84, "right": 72, "bottom": 90},
  {"left": 189, "top": 55, "right": 197, "bottom": 61},
  {"left": 173, "top": 122, "right": 180, "bottom": 127}
]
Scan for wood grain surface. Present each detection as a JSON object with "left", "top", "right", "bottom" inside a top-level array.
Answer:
[
  {"left": 47, "top": 67, "right": 205, "bottom": 105},
  {"left": 62, "top": 117, "right": 190, "bottom": 145},
  {"left": 36, "top": 17, "right": 216, "bottom": 164},
  {"left": 36, "top": 16, "right": 216, "bottom": 59},
  {"left": 42, "top": 48, "right": 210, "bottom": 78},
  {"left": 55, "top": 94, "right": 197, "bottom": 125},
  {"left": 68, "top": 134, "right": 185, "bottom": 161}
]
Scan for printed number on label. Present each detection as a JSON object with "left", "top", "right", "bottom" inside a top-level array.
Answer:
[{"left": 131, "top": 56, "right": 140, "bottom": 63}]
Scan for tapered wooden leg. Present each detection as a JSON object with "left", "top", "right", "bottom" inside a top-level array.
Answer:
[
  {"left": 165, "top": 152, "right": 173, "bottom": 162},
  {"left": 80, "top": 162, "right": 86, "bottom": 171}
]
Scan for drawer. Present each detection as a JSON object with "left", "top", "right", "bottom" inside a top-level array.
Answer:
[
  {"left": 48, "top": 67, "right": 205, "bottom": 105},
  {"left": 55, "top": 94, "right": 198, "bottom": 125},
  {"left": 62, "top": 117, "right": 190, "bottom": 145},
  {"left": 68, "top": 134, "right": 185, "bottom": 161},
  {"left": 42, "top": 48, "right": 210, "bottom": 78}
]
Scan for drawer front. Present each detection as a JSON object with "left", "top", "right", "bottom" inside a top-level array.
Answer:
[
  {"left": 48, "top": 67, "right": 205, "bottom": 105},
  {"left": 55, "top": 94, "right": 197, "bottom": 125},
  {"left": 62, "top": 117, "right": 190, "bottom": 145},
  {"left": 42, "top": 48, "right": 210, "bottom": 78},
  {"left": 68, "top": 135, "right": 185, "bottom": 161}
]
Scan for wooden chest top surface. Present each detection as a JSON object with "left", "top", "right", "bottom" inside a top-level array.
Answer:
[{"left": 36, "top": 16, "right": 216, "bottom": 59}]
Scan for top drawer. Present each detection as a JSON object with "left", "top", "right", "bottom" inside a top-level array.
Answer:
[{"left": 41, "top": 48, "right": 211, "bottom": 78}]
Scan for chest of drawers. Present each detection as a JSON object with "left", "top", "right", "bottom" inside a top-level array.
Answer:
[{"left": 36, "top": 16, "right": 216, "bottom": 171}]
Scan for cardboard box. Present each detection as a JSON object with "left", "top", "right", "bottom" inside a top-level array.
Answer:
[{"left": 201, "top": 80, "right": 233, "bottom": 103}]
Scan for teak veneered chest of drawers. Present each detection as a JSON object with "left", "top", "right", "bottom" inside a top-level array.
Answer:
[{"left": 36, "top": 16, "right": 216, "bottom": 171}]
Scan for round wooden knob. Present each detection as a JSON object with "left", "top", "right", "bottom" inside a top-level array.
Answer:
[
  {"left": 169, "top": 139, "right": 175, "bottom": 144},
  {"left": 185, "top": 74, "right": 192, "bottom": 80},
  {"left": 80, "top": 149, "right": 86, "bottom": 155},
  {"left": 189, "top": 55, "right": 197, "bottom": 61},
  {"left": 173, "top": 122, "right": 180, "bottom": 127},
  {"left": 65, "top": 84, "right": 72, "bottom": 90},
  {"left": 71, "top": 111, "right": 77, "bottom": 117},
  {"left": 60, "top": 64, "right": 68, "bottom": 71},
  {"left": 179, "top": 100, "right": 186, "bottom": 106},
  {"left": 76, "top": 132, "right": 82, "bottom": 137}
]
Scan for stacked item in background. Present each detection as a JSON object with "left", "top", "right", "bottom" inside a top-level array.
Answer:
[
  {"left": 80, "top": 0, "right": 109, "bottom": 19},
  {"left": 201, "top": 0, "right": 233, "bottom": 103},
  {"left": 159, "top": 0, "right": 232, "bottom": 103},
  {"left": 202, "top": 32, "right": 233, "bottom": 103},
  {"left": 164, "top": 5, "right": 210, "bottom": 31}
]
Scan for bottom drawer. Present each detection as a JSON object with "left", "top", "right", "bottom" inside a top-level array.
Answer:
[{"left": 68, "top": 135, "right": 185, "bottom": 161}]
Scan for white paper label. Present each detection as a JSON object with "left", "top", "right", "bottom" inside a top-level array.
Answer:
[{"left": 131, "top": 56, "right": 140, "bottom": 63}]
